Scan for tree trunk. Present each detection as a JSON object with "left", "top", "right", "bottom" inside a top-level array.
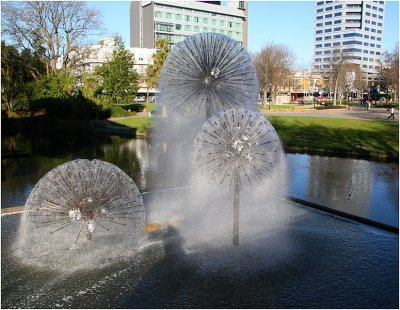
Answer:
[{"left": 333, "top": 75, "right": 339, "bottom": 106}]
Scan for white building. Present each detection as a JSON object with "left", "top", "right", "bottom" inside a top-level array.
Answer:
[
  {"left": 130, "top": 0, "right": 248, "bottom": 48},
  {"left": 313, "top": 1, "right": 385, "bottom": 86},
  {"left": 78, "top": 38, "right": 157, "bottom": 97}
]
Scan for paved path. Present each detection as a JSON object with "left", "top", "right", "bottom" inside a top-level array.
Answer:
[{"left": 263, "top": 105, "right": 399, "bottom": 122}]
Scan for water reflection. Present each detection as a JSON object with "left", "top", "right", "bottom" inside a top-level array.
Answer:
[
  {"left": 2, "top": 133, "right": 398, "bottom": 228},
  {"left": 286, "top": 153, "right": 399, "bottom": 227}
]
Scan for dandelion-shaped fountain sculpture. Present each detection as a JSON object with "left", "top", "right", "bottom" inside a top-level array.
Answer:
[
  {"left": 158, "top": 32, "right": 259, "bottom": 117},
  {"left": 25, "top": 159, "right": 145, "bottom": 243},
  {"left": 195, "top": 108, "right": 282, "bottom": 245}
]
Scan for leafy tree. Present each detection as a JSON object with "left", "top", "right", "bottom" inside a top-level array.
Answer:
[
  {"left": 95, "top": 38, "right": 139, "bottom": 104},
  {"left": 2, "top": 1, "right": 103, "bottom": 75},
  {"left": 1, "top": 41, "right": 45, "bottom": 111},
  {"left": 145, "top": 39, "right": 170, "bottom": 100}
]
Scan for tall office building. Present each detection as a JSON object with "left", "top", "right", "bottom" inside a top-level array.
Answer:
[
  {"left": 130, "top": 1, "right": 248, "bottom": 49},
  {"left": 313, "top": 1, "right": 385, "bottom": 86}
]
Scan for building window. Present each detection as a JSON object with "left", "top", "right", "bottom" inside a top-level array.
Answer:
[
  {"left": 372, "top": 6, "right": 377, "bottom": 10},
  {"left": 333, "top": 34, "right": 340, "bottom": 38},
  {"left": 156, "top": 22, "right": 174, "bottom": 32},
  {"left": 317, "top": 8, "right": 323, "bottom": 13},
  {"left": 363, "top": 50, "right": 368, "bottom": 54},
  {"left": 185, "top": 15, "right": 191, "bottom": 22},
  {"left": 324, "top": 43, "right": 331, "bottom": 47},
  {"left": 315, "top": 51, "right": 322, "bottom": 55},
  {"left": 366, "top": 12, "right": 371, "bottom": 16},
  {"left": 343, "top": 40, "right": 362, "bottom": 45},
  {"left": 364, "top": 34, "right": 369, "bottom": 38},
  {"left": 317, "top": 15, "right": 323, "bottom": 20},
  {"left": 219, "top": 20, "right": 225, "bottom": 26},
  {"left": 366, "top": 4, "right": 371, "bottom": 8},
  {"left": 176, "top": 24, "right": 182, "bottom": 30},
  {"left": 194, "top": 16, "right": 200, "bottom": 23},
  {"left": 317, "top": 22, "right": 323, "bottom": 27},
  {"left": 371, "top": 36, "right": 376, "bottom": 40},
  {"left": 377, "top": 30, "right": 382, "bottom": 34},
  {"left": 326, "top": 6, "right": 333, "bottom": 11},
  {"left": 316, "top": 37, "right": 322, "bottom": 41},
  {"left": 203, "top": 18, "right": 208, "bottom": 24},
  {"left": 324, "top": 28, "right": 332, "bottom": 32},
  {"left": 370, "top": 51, "right": 375, "bottom": 54},
  {"left": 211, "top": 19, "right": 217, "bottom": 26},
  {"left": 364, "top": 42, "right": 369, "bottom": 46},
  {"left": 317, "top": 1, "right": 324, "bottom": 5},
  {"left": 228, "top": 21, "right": 233, "bottom": 28},
  {"left": 333, "top": 42, "right": 340, "bottom": 46},
  {"left": 166, "top": 13, "right": 172, "bottom": 19},
  {"left": 176, "top": 14, "right": 182, "bottom": 21},
  {"left": 325, "top": 14, "right": 332, "bottom": 18},
  {"left": 370, "top": 43, "right": 375, "bottom": 47},
  {"left": 335, "top": 4, "right": 342, "bottom": 9},
  {"left": 315, "top": 44, "right": 322, "bottom": 48},
  {"left": 184, "top": 25, "right": 191, "bottom": 31},
  {"left": 334, "top": 19, "right": 341, "bottom": 24},
  {"left": 334, "top": 27, "right": 341, "bottom": 31},
  {"left": 235, "top": 23, "right": 240, "bottom": 29},
  {"left": 325, "top": 21, "right": 332, "bottom": 25},
  {"left": 379, "top": 8, "right": 383, "bottom": 12},
  {"left": 316, "top": 30, "right": 323, "bottom": 34},
  {"left": 324, "top": 35, "right": 331, "bottom": 39},
  {"left": 194, "top": 26, "right": 200, "bottom": 32},
  {"left": 334, "top": 12, "right": 342, "bottom": 16}
]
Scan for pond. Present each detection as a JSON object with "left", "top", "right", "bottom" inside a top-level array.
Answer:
[
  {"left": 2, "top": 132, "right": 398, "bottom": 228},
  {"left": 1, "top": 132, "right": 398, "bottom": 308}
]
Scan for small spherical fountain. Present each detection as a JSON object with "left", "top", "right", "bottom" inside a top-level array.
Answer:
[
  {"left": 158, "top": 32, "right": 259, "bottom": 117},
  {"left": 17, "top": 159, "right": 145, "bottom": 269}
]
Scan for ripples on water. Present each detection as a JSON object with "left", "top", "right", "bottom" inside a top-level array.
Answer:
[{"left": 1, "top": 200, "right": 398, "bottom": 309}]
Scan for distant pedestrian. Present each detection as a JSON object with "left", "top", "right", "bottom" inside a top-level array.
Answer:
[
  {"left": 387, "top": 107, "right": 395, "bottom": 119},
  {"left": 367, "top": 101, "right": 371, "bottom": 110}
]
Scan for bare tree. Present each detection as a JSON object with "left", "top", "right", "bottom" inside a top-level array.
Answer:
[
  {"left": 253, "top": 42, "right": 295, "bottom": 106},
  {"left": 380, "top": 43, "right": 399, "bottom": 102},
  {"left": 1, "top": 1, "right": 103, "bottom": 75}
]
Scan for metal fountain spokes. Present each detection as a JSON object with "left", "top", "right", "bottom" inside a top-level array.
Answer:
[
  {"left": 195, "top": 108, "right": 282, "bottom": 187},
  {"left": 25, "top": 159, "right": 145, "bottom": 242},
  {"left": 158, "top": 32, "right": 259, "bottom": 117}
]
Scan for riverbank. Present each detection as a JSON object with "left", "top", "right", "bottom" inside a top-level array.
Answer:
[
  {"left": 3, "top": 105, "right": 398, "bottom": 161},
  {"left": 267, "top": 115, "right": 399, "bottom": 161}
]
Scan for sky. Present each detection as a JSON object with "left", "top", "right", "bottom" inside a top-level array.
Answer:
[{"left": 87, "top": 0, "right": 399, "bottom": 67}]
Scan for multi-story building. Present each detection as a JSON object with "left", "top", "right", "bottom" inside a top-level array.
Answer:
[
  {"left": 130, "top": 0, "right": 248, "bottom": 49},
  {"left": 313, "top": 1, "right": 385, "bottom": 86}
]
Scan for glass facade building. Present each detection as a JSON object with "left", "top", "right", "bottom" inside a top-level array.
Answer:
[
  {"left": 313, "top": 1, "right": 385, "bottom": 85},
  {"left": 130, "top": 1, "right": 248, "bottom": 49}
]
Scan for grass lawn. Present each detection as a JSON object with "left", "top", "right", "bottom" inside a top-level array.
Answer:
[
  {"left": 111, "top": 116, "right": 153, "bottom": 134},
  {"left": 267, "top": 116, "right": 399, "bottom": 160}
]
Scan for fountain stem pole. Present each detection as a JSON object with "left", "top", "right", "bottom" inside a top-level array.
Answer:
[{"left": 233, "top": 169, "right": 240, "bottom": 246}]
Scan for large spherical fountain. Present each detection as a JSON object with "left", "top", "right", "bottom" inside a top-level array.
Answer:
[
  {"left": 158, "top": 32, "right": 259, "bottom": 117},
  {"left": 17, "top": 159, "right": 145, "bottom": 269},
  {"left": 195, "top": 108, "right": 282, "bottom": 245}
]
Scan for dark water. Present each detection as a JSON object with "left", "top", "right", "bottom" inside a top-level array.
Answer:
[
  {"left": 2, "top": 132, "right": 398, "bottom": 227},
  {"left": 1, "top": 133, "right": 398, "bottom": 308},
  {"left": 2, "top": 200, "right": 398, "bottom": 309}
]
